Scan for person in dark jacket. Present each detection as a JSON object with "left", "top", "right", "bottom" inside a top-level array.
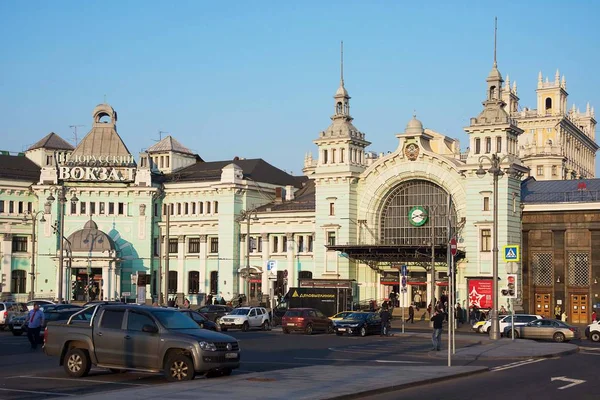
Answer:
[
  {"left": 406, "top": 305, "right": 415, "bottom": 323},
  {"left": 380, "top": 307, "right": 392, "bottom": 336},
  {"left": 430, "top": 309, "right": 446, "bottom": 351}
]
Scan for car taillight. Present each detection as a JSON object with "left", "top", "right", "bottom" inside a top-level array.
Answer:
[
  {"left": 569, "top": 327, "right": 577, "bottom": 332},
  {"left": 3, "top": 311, "right": 6, "bottom": 319}
]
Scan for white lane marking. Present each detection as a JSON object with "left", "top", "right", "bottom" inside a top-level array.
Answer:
[
  {"left": 295, "top": 357, "right": 427, "bottom": 364},
  {"left": 580, "top": 351, "right": 600, "bottom": 356},
  {"left": 0, "top": 387, "right": 73, "bottom": 396},
  {"left": 16, "top": 375, "right": 148, "bottom": 386},
  {"left": 551, "top": 376, "right": 586, "bottom": 390},
  {"left": 491, "top": 358, "right": 546, "bottom": 372},
  {"left": 578, "top": 346, "right": 600, "bottom": 351}
]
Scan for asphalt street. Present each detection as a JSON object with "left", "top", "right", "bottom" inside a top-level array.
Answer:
[{"left": 0, "top": 327, "right": 597, "bottom": 400}]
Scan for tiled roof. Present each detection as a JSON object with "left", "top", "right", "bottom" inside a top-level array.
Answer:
[
  {"left": 255, "top": 179, "right": 316, "bottom": 212},
  {"left": 161, "top": 158, "right": 302, "bottom": 187},
  {"left": 0, "top": 154, "right": 40, "bottom": 181},
  {"left": 147, "top": 136, "right": 194, "bottom": 155},
  {"left": 521, "top": 177, "right": 600, "bottom": 203},
  {"left": 27, "top": 132, "right": 74, "bottom": 151},
  {"left": 70, "top": 126, "right": 132, "bottom": 160}
]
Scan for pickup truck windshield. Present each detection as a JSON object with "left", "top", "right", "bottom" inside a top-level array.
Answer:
[{"left": 152, "top": 310, "right": 199, "bottom": 330}]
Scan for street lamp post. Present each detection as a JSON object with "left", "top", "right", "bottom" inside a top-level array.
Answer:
[
  {"left": 238, "top": 209, "right": 258, "bottom": 305},
  {"left": 46, "top": 185, "right": 78, "bottom": 303},
  {"left": 22, "top": 210, "right": 46, "bottom": 301},
  {"left": 476, "top": 153, "right": 509, "bottom": 340}
]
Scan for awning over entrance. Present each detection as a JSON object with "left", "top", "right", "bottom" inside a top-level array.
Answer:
[{"left": 327, "top": 244, "right": 465, "bottom": 270}]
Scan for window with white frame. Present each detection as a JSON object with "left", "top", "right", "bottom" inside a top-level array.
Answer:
[{"left": 480, "top": 229, "right": 491, "bottom": 252}]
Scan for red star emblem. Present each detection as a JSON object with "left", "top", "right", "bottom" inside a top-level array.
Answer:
[{"left": 469, "top": 287, "right": 485, "bottom": 308}]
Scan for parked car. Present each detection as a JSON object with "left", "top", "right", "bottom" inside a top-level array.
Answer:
[
  {"left": 178, "top": 309, "right": 220, "bottom": 331},
  {"left": 330, "top": 311, "right": 354, "bottom": 325},
  {"left": 219, "top": 307, "right": 271, "bottom": 332},
  {"left": 282, "top": 308, "right": 334, "bottom": 335},
  {"left": 504, "top": 319, "right": 580, "bottom": 342},
  {"left": 83, "top": 300, "right": 124, "bottom": 307},
  {"left": 40, "top": 304, "right": 83, "bottom": 312},
  {"left": 195, "top": 305, "right": 233, "bottom": 323},
  {"left": 26, "top": 300, "right": 55, "bottom": 311},
  {"left": 334, "top": 312, "right": 382, "bottom": 337},
  {"left": 480, "top": 314, "right": 542, "bottom": 334},
  {"left": 44, "top": 304, "right": 240, "bottom": 381},
  {"left": 585, "top": 320, "right": 600, "bottom": 342},
  {"left": 4, "top": 303, "right": 28, "bottom": 332},
  {"left": 12, "top": 308, "right": 82, "bottom": 337}
]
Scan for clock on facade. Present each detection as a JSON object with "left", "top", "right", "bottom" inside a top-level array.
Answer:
[{"left": 408, "top": 206, "right": 428, "bottom": 227}]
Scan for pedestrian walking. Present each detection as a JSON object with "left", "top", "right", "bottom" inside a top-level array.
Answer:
[
  {"left": 414, "top": 292, "right": 421, "bottom": 310},
  {"left": 380, "top": 306, "right": 392, "bottom": 336},
  {"left": 499, "top": 305, "right": 507, "bottom": 315},
  {"left": 406, "top": 305, "right": 415, "bottom": 323},
  {"left": 205, "top": 293, "right": 213, "bottom": 305},
  {"left": 183, "top": 298, "right": 190, "bottom": 309},
  {"left": 554, "top": 305, "right": 561, "bottom": 320},
  {"left": 238, "top": 294, "right": 243, "bottom": 308},
  {"left": 593, "top": 309, "right": 598, "bottom": 322},
  {"left": 455, "top": 304, "right": 463, "bottom": 327},
  {"left": 26, "top": 303, "right": 44, "bottom": 350},
  {"left": 430, "top": 309, "right": 445, "bottom": 351},
  {"left": 561, "top": 311, "right": 568, "bottom": 322}
]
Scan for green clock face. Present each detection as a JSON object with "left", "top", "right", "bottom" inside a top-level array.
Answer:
[{"left": 408, "top": 206, "right": 428, "bottom": 227}]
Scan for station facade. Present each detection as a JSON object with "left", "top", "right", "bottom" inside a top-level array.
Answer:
[{"left": 0, "top": 57, "right": 597, "bottom": 321}]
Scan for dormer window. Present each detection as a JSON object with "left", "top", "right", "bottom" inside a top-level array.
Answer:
[
  {"left": 489, "top": 86, "right": 497, "bottom": 100},
  {"left": 336, "top": 102, "right": 342, "bottom": 114}
]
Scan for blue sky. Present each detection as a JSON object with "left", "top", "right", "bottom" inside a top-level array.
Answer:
[{"left": 1, "top": 1, "right": 599, "bottom": 175}]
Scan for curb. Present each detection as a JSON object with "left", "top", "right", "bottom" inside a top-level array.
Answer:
[
  {"left": 427, "top": 342, "right": 579, "bottom": 360},
  {"left": 323, "top": 367, "right": 489, "bottom": 400}
]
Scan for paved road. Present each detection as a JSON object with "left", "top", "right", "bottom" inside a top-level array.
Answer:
[
  {"left": 0, "top": 327, "right": 596, "bottom": 399},
  {"left": 362, "top": 344, "right": 600, "bottom": 400}
]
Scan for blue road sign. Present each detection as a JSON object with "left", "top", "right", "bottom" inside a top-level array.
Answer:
[
  {"left": 401, "top": 265, "right": 408, "bottom": 276},
  {"left": 502, "top": 245, "right": 520, "bottom": 262}
]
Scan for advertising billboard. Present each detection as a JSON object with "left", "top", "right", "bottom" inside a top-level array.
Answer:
[{"left": 468, "top": 279, "right": 493, "bottom": 309}]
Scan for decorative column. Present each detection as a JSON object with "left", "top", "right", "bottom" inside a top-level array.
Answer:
[
  {"left": 177, "top": 235, "right": 185, "bottom": 303},
  {"left": 261, "top": 233, "right": 270, "bottom": 304},
  {"left": 1, "top": 234, "right": 13, "bottom": 297},
  {"left": 286, "top": 233, "right": 295, "bottom": 293},
  {"left": 102, "top": 265, "right": 110, "bottom": 301},
  {"left": 199, "top": 235, "right": 207, "bottom": 296}
]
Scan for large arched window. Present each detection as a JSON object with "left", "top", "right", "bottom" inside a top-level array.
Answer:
[
  {"left": 168, "top": 271, "right": 178, "bottom": 294},
  {"left": 379, "top": 180, "right": 457, "bottom": 246},
  {"left": 188, "top": 271, "right": 199, "bottom": 294}
]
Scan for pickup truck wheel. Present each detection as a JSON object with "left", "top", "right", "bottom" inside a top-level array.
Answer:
[
  {"left": 165, "top": 353, "right": 195, "bottom": 382},
  {"left": 241, "top": 322, "right": 249, "bottom": 332},
  {"left": 11, "top": 330, "right": 23, "bottom": 336},
  {"left": 64, "top": 348, "right": 91, "bottom": 378},
  {"left": 590, "top": 331, "right": 600, "bottom": 342}
]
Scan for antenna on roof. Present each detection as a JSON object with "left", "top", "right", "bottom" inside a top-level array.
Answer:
[
  {"left": 155, "top": 131, "right": 169, "bottom": 142},
  {"left": 69, "top": 125, "right": 85, "bottom": 146},
  {"left": 493, "top": 17, "right": 498, "bottom": 67}
]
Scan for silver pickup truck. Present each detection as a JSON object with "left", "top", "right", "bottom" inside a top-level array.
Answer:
[{"left": 43, "top": 304, "right": 240, "bottom": 381}]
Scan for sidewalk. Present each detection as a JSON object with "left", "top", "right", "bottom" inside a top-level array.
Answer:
[{"left": 75, "top": 365, "right": 488, "bottom": 400}]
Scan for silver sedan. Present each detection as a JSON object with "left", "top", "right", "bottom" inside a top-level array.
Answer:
[{"left": 504, "top": 319, "right": 580, "bottom": 342}]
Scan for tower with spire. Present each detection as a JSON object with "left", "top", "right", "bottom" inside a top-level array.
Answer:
[{"left": 311, "top": 42, "right": 370, "bottom": 279}]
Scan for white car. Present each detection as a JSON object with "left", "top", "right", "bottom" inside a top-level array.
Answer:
[
  {"left": 480, "top": 314, "right": 542, "bottom": 334},
  {"left": 219, "top": 307, "right": 271, "bottom": 332},
  {"left": 586, "top": 321, "right": 600, "bottom": 342},
  {"left": 26, "top": 300, "right": 55, "bottom": 311}
]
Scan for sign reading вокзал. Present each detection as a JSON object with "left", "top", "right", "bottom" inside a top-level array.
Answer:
[{"left": 57, "top": 153, "right": 136, "bottom": 182}]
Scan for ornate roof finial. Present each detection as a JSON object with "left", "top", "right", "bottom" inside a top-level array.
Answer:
[
  {"left": 493, "top": 17, "right": 497, "bottom": 68},
  {"left": 555, "top": 69, "right": 560, "bottom": 84},
  {"left": 505, "top": 74, "right": 510, "bottom": 89},
  {"left": 561, "top": 75, "right": 566, "bottom": 89},
  {"left": 587, "top": 102, "right": 591, "bottom": 115},
  {"left": 513, "top": 80, "right": 517, "bottom": 95}
]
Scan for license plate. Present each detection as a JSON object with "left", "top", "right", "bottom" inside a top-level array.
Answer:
[
  {"left": 13, "top": 326, "right": 21, "bottom": 330},
  {"left": 225, "top": 352, "right": 238, "bottom": 359},
  {"left": 338, "top": 328, "right": 346, "bottom": 332},
  {"left": 287, "top": 323, "right": 295, "bottom": 326}
]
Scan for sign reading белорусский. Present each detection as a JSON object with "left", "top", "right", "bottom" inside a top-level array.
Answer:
[{"left": 57, "top": 153, "right": 136, "bottom": 182}]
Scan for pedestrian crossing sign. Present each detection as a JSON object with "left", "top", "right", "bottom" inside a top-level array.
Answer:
[{"left": 502, "top": 245, "right": 520, "bottom": 262}]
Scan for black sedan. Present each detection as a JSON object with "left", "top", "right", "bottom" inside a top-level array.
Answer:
[
  {"left": 334, "top": 312, "right": 382, "bottom": 337},
  {"left": 195, "top": 305, "right": 233, "bottom": 323},
  {"left": 179, "top": 309, "right": 220, "bottom": 331}
]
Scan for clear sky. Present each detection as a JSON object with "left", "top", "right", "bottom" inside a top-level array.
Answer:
[{"left": 1, "top": 1, "right": 599, "bottom": 176}]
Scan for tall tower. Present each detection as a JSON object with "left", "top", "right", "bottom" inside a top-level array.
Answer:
[
  {"left": 312, "top": 42, "right": 370, "bottom": 281},
  {"left": 463, "top": 19, "right": 526, "bottom": 309},
  {"left": 536, "top": 70, "right": 568, "bottom": 116}
]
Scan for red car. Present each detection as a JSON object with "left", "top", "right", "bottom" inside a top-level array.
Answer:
[{"left": 281, "top": 308, "right": 334, "bottom": 335}]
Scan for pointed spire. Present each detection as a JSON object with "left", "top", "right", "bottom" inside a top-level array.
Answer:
[
  {"left": 538, "top": 71, "right": 543, "bottom": 82},
  {"left": 505, "top": 74, "right": 510, "bottom": 89},
  {"left": 587, "top": 102, "right": 591, "bottom": 116},
  {"left": 546, "top": 77, "right": 549, "bottom": 83},
  {"left": 493, "top": 17, "right": 498, "bottom": 68},
  {"left": 561, "top": 75, "right": 566, "bottom": 88},
  {"left": 340, "top": 40, "right": 344, "bottom": 87},
  {"left": 513, "top": 80, "right": 517, "bottom": 94},
  {"left": 592, "top": 106, "right": 595, "bottom": 117},
  {"left": 572, "top": 104, "right": 576, "bottom": 113},
  {"left": 555, "top": 69, "right": 560, "bottom": 84}
]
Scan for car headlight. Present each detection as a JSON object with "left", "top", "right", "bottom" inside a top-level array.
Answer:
[
  {"left": 217, "top": 317, "right": 222, "bottom": 324},
  {"left": 199, "top": 341, "right": 217, "bottom": 351}
]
